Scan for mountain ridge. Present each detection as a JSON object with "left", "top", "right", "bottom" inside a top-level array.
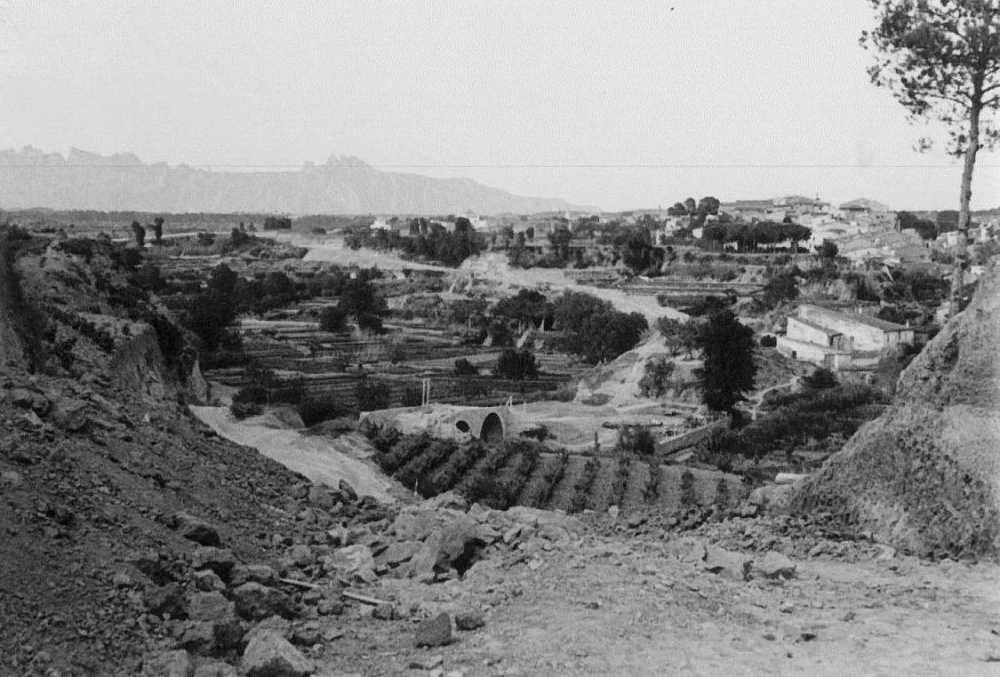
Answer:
[{"left": 0, "top": 146, "right": 593, "bottom": 215}]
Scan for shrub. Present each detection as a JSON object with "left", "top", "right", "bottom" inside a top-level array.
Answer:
[
  {"left": 230, "top": 401, "right": 262, "bottom": 420},
  {"left": 297, "top": 396, "right": 342, "bottom": 427},
  {"left": 361, "top": 422, "right": 403, "bottom": 455},
  {"left": 616, "top": 425, "right": 656, "bottom": 457},
  {"left": 454, "top": 358, "right": 478, "bottom": 376},
  {"left": 802, "top": 367, "right": 837, "bottom": 390},
  {"left": 569, "top": 458, "right": 600, "bottom": 513},
  {"left": 638, "top": 357, "right": 675, "bottom": 398},
  {"left": 680, "top": 469, "right": 697, "bottom": 509},
  {"left": 520, "top": 424, "right": 551, "bottom": 442}
]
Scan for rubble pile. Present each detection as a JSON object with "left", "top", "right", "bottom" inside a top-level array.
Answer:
[{"left": 135, "top": 491, "right": 584, "bottom": 676}]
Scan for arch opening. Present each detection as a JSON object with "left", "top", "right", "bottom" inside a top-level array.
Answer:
[{"left": 480, "top": 412, "right": 504, "bottom": 445}]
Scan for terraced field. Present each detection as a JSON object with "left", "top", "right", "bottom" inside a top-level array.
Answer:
[{"left": 373, "top": 438, "right": 745, "bottom": 516}]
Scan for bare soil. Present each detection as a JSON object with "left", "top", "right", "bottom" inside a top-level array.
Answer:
[{"left": 306, "top": 521, "right": 1000, "bottom": 677}]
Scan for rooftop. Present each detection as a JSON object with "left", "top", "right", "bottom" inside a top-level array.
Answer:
[
  {"left": 788, "top": 316, "right": 844, "bottom": 337},
  {"left": 800, "top": 304, "right": 911, "bottom": 333},
  {"left": 839, "top": 198, "right": 892, "bottom": 213}
]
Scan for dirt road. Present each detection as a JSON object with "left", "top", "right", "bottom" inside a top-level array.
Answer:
[{"left": 189, "top": 405, "right": 399, "bottom": 502}]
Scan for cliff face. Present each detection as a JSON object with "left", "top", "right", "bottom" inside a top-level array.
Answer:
[
  {"left": 0, "top": 233, "right": 26, "bottom": 367},
  {"left": 5, "top": 231, "right": 206, "bottom": 405},
  {"left": 0, "top": 147, "right": 588, "bottom": 215},
  {"left": 792, "top": 266, "right": 1000, "bottom": 559}
]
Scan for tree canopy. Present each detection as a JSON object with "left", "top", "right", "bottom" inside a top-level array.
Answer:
[
  {"left": 862, "top": 0, "right": 1000, "bottom": 311},
  {"left": 694, "top": 310, "right": 756, "bottom": 413}
]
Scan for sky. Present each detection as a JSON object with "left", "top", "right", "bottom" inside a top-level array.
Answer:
[{"left": 0, "top": 0, "right": 997, "bottom": 212}]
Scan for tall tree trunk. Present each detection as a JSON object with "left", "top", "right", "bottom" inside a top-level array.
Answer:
[{"left": 949, "top": 96, "right": 982, "bottom": 317}]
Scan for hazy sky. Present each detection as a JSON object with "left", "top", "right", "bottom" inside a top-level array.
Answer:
[{"left": 1, "top": 0, "right": 997, "bottom": 211}]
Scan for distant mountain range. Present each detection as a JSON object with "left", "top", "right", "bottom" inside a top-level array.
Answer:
[{"left": 0, "top": 147, "right": 590, "bottom": 215}]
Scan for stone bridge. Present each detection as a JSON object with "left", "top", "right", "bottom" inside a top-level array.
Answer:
[{"left": 360, "top": 404, "right": 516, "bottom": 444}]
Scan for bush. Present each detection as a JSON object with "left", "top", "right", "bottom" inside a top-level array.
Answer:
[
  {"left": 616, "top": 425, "right": 656, "bottom": 457},
  {"left": 802, "top": 367, "right": 837, "bottom": 390},
  {"left": 230, "top": 401, "right": 262, "bottom": 420},
  {"left": 454, "top": 358, "right": 478, "bottom": 376},
  {"left": 638, "top": 357, "right": 675, "bottom": 398},
  {"left": 297, "top": 396, "right": 342, "bottom": 427},
  {"left": 520, "top": 424, "right": 552, "bottom": 442},
  {"left": 361, "top": 421, "right": 403, "bottom": 454},
  {"left": 494, "top": 348, "right": 538, "bottom": 380}
]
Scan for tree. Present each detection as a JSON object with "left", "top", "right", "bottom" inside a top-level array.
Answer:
[
  {"left": 638, "top": 357, "right": 676, "bottom": 398},
  {"left": 152, "top": 216, "right": 164, "bottom": 244},
  {"left": 898, "top": 210, "right": 939, "bottom": 239},
  {"left": 694, "top": 310, "right": 756, "bottom": 413},
  {"left": 340, "top": 277, "right": 383, "bottom": 319},
  {"left": 131, "top": 221, "right": 145, "bottom": 248},
  {"left": 656, "top": 316, "right": 702, "bottom": 358},
  {"left": 862, "top": 0, "right": 1000, "bottom": 313},
  {"left": 816, "top": 239, "right": 839, "bottom": 259},
  {"left": 319, "top": 305, "right": 348, "bottom": 333},
  {"left": 567, "top": 310, "right": 648, "bottom": 364},
  {"left": 494, "top": 348, "right": 538, "bottom": 380},
  {"left": 208, "top": 263, "right": 238, "bottom": 299},
  {"left": 495, "top": 289, "right": 551, "bottom": 334},
  {"left": 553, "top": 291, "right": 612, "bottom": 333},
  {"left": 548, "top": 226, "right": 573, "bottom": 262},
  {"left": 761, "top": 272, "right": 799, "bottom": 309}
]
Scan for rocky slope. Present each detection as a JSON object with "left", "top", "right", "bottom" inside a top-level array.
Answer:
[
  {"left": 792, "top": 264, "right": 1000, "bottom": 559},
  {"left": 0, "top": 147, "right": 587, "bottom": 215}
]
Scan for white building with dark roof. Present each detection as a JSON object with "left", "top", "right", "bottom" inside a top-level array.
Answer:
[{"left": 776, "top": 304, "right": 915, "bottom": 370}]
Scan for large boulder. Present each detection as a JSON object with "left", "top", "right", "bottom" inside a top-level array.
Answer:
[
  {"left": 170, "top": 512, "right": 222, "bottom": 547},
  {"left": 182, "top": 592, "right": 243, "bottom": 653},
  {"left": 792, "top": 267, "right": 1000, "bottom": 558},
  {"left": 240, "top": 630, "right": 314, "bottom": 677},
  {"left": 232, "top": 583, "right": 294, "bottom": 621}
]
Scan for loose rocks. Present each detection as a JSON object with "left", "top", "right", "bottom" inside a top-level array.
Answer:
[
  {"left": 415, "top": 613, "right": 453, "bottom": 648},
  {"left": 240, "top": 630, "right": 315, "bottom": 677}
]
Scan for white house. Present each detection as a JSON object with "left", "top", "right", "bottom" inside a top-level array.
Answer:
[{"left": 776, "top": 304, "right": 914, "bottom": 370}]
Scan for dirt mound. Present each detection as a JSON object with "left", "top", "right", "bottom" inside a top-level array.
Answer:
[
  {"left": 575, "top": 333, "right": 700, "bottom": 408},
  {"left": 791, "top": 265, "right": 1000, "bottom": 559}
]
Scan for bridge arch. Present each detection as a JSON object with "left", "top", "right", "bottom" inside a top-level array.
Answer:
[{"left": 480, "top": 412, "right": 504, "bottom": 444}]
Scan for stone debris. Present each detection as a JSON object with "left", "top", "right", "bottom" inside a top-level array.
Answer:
[
  {"left": 170, "top": 512, "right": 222, "bottom": 547},
  {"left": 454, "top": 609, "right": 486, "bottom": 631},
  {"left": 416, "top": 613, "right": 453, "bottom": 648},
  {"left": 240, "top": 630, "right": 315, "bottom": 677},
  {"left": 757, "top": 551, "right": 797, "bottom": 580},
  {"left": 141, "top": 649, "right": 195, "bottom": 677}
]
